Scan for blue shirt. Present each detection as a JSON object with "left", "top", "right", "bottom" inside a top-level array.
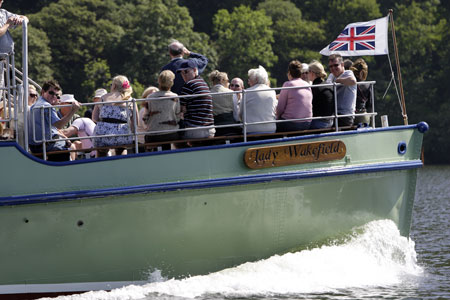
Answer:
[{"left": 28, "top": 96, "right": 60, "bottom": 145}]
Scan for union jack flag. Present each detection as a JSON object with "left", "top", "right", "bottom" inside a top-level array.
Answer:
[
  {"left": 320, "top": 16, "right": 389, "bottom": 56},
  {"left": 329, "top": 25, "right": 376, "bottom": 51}
]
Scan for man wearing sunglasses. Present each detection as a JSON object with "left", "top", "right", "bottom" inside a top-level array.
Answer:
[
  {"left": 28, "top": 80, "right": 80, "bottom": 160},
  {"left": 326, "top": 54, "right": 357, "bottom": 126}
]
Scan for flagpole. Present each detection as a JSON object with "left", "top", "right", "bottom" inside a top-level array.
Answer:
[{"left": 389, "top": 9, "right": 408, "bottom": 125}]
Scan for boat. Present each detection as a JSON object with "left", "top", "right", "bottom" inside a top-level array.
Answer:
[{"left": 0, "top": 20, "right": 428, "bottom": 299}]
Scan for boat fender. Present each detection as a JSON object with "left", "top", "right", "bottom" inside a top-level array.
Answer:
[
  {"left": 398, "top": 141, "right": 407, "bottom": 155},
  {"left": 417, "top": 121, "right": 429, "bottom": 133}
]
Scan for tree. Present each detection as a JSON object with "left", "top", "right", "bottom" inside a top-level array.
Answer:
[
  {"left": 213, "top": 5, "right": 277, "bottom": 80},
  {"left": 30, "top": 0, "right": 123, "bottom": 100},
  {"left": 257, "top": 0, "right": 326, "bottom": 83},
  {"left": 112, "top": 0, "right": 218, "bottom": 88},
  {"left": 392, "top": 1, "right": 449, "bottom": 163},
  {"left": 11, "top": 26, "right": 54, "bottom": 88}
]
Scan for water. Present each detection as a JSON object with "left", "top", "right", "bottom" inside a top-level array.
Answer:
[{"left": 44, "top": 165, "right": 450, "bottom": 300}]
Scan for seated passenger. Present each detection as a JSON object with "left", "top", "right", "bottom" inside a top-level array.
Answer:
[
  {"left": 178, "top": 60, "right": 215, "bottom": 139},
  {"left": 308, "top": 60, "right": 334, "bottom": 129},
  {"left": 208, "top": 70, "right": 239, "bottom": 135},
  {"left": 351, "top": 58, "right": 372, "bottom": 126},
  {"left": 276, "top": 60, "right": 312, "bottom": 132},
  {"left": 60, "top": 117, "right": 97, "bottom": 158},
  {"left": 92, "top": 75, "right": 135, "bottom": 157},
  {"left": 28, "top": 80, "right": 80, "bottom": 161},
  {"left": 240, "top": 65, "right": 277, "bottom": 134},
  {"left": 137, "top": 86, "right": 159, "bottom": 144},
  {"left": 229, "top": 77, "right": 244, "bottom": 122},
  {"left": 144, "top": 70, "right": 180, "bottom": 150}
]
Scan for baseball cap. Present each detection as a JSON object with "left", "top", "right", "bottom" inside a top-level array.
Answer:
[{"left": 177, "top": 60, "right": 198, "bottom": 73}]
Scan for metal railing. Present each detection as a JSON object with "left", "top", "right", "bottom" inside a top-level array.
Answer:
[{"left": 28, "top": 80, "right": 377, "bottom": 160}]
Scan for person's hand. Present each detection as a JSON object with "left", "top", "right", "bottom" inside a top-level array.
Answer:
[
  {"left": 72, "top": 100, "right": 81, "bottom": 112},
  {"left": 182, "top": 47, "right": 191, "bottom": 57}
]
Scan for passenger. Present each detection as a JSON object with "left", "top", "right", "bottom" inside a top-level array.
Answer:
[
  {"left": 60, "top": 117, "right": 97, "bottom": 159},
  {"left": 28, "top": 80, "right": 80, "bottom": 161},
  {"left": 92, "top": 75, "right": 135, "bottom": 157},
  {"left": 241, "top": 65, "right": 277, "bottom": 134},
  {"left": 178, "top": 60, "right": 215, "bottom": 139},
  {"left": 0, "top": 3, "right": 28, "bottom": 91},
  {"left": 138, "top": 86, "right": 159, "bottom": 145},
  {"left": 229, "top": 77, "right": 244, "bottom": 122},
  {"left": 58, "top": 94, "right": 80, "bottom": 126},
  {"left": 351, "top": 58, "right": 372, "bottom": 125},
  {"left": 343, "top": 59, "right": 353, "bottom": 70},
  {"left": 276, "top": 60, "right": 312, "bottom": 132},
  {"left": 308, "top": 60, "right": 334, "bottom": 129},
  {"left": 326, "top": 54, "right": 357, "bottom": 127},
  {"left": 301, "top": 63, "right": 311, "bottom": 84},
  {"left": 28, "top": 85, "right": 38, "bottom": 106},
  {"left": 209, "top": 70, "right": 238, "bottom": 136},
  {"left": 161, "top": 40, "right": 208, "bottom": 94},
  {"left": 85, "top": 88, "right": 107, "bottom": 119},
  {"left": 144, "top": 71, "right": 180, "bottom": 150}
]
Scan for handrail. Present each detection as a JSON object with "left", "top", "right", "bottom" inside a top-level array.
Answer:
[{"left": 28, "top": 81, "right": 377, "bottom": 160}]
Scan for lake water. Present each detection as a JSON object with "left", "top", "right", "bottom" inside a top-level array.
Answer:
[{"left": 45, "top": 165, "right": 450, "bottom": 300}]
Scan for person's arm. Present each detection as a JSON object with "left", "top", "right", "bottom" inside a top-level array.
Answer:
[
  {"left": 92, "top": 100, "right": 101, "bottom": 123},
  {"left": 336, "top": 71, "right": 357, "bottom": 86},
  {"left": 276, "top": 84, "right": 289, "bottom": 119},
  {"left": 53, "top": 101, "right": 81, "bottom": 129},
  {"left": 0, "top": 15, "right": 28, "bottom": 37},
  {"left": 186, "top": 50, "right": 208, "bottom": 74}
]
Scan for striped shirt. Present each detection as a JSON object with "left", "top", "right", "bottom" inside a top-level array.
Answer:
[{"left": 180, "top": 77, "right": 214, "bottom": 127}]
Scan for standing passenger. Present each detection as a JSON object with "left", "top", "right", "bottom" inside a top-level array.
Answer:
[
  {"left": 326, "top": 54, "right": 357, "bottom": 126},
  {"left": 161, "top": 40, "right": 208, "bottom": 94}
]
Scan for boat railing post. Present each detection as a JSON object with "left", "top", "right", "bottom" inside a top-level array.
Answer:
[
  {"left": 370, "top": 82, "right": 375, "bottom": 128},
  {"left": 22, "top": 20, "right": 29, "bottom": 152},
  {"left": 242, "top": 89, "right": 247, "bottom": 142},
  {"left": 131, "top": 97, "right": 139, "bottom": 153},
  {"left": 333, "top": 83, "right": 338, "bottom": 132},
  {"left": 40, "top": 107, "right": 47, "bottom": 160}
]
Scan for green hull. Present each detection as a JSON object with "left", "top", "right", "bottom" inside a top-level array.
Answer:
[{"left": 0, "top": 124, "right": 426, "bottom": 295}]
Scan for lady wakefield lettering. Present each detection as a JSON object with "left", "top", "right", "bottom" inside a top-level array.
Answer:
[{"left": 244, "top": 140, "right": 346, "bottom": 169}]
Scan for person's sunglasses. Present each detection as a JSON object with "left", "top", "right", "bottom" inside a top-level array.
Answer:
[
  {"left": 48, "top": 90, "right": 61, "bottom": 99},
  {"left": 302, "top": 72, "right": 309, "bottom": 75},
  {"left": 230, "top": 84, "right": 241, "bottom": 88},
  {"left": 29, "top": 93, "right": 38, "bottom": 98},
  {"left": 329, "top": 63, "right": 340, "bottom": 69}
]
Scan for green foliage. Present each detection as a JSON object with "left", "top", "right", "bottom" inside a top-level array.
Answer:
[
  {"left": 81, "top": 59, "right": 111, "bottom": 101},
  {"left": 213, "top": 5, "right": 277, "bottom": 80},
  {"left": 257, "top": 0, "right": 325, "bottom": 83}
]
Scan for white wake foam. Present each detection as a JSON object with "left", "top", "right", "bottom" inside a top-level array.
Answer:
[{"left": 45, "top": 219, "right": 422, "bottom": 300}]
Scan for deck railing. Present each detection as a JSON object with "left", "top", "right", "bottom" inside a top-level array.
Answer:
[
  {"left": 1, "top": 21, "right": 378, "bottom": 160},
  {"left": 28, "top": 80, "right": 377, "bottom": 160}
]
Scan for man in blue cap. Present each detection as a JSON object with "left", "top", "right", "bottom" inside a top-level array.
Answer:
[
  {"left": 177, "top": 60, "right": 215, "bottom": 139},
  {"left": 161, "top": 40, "right": 208, "bottom": 94}
]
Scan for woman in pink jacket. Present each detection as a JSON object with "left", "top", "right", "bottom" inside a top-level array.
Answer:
[{"left": 276, "top": 60, "right": 313, "bottom": 132}]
